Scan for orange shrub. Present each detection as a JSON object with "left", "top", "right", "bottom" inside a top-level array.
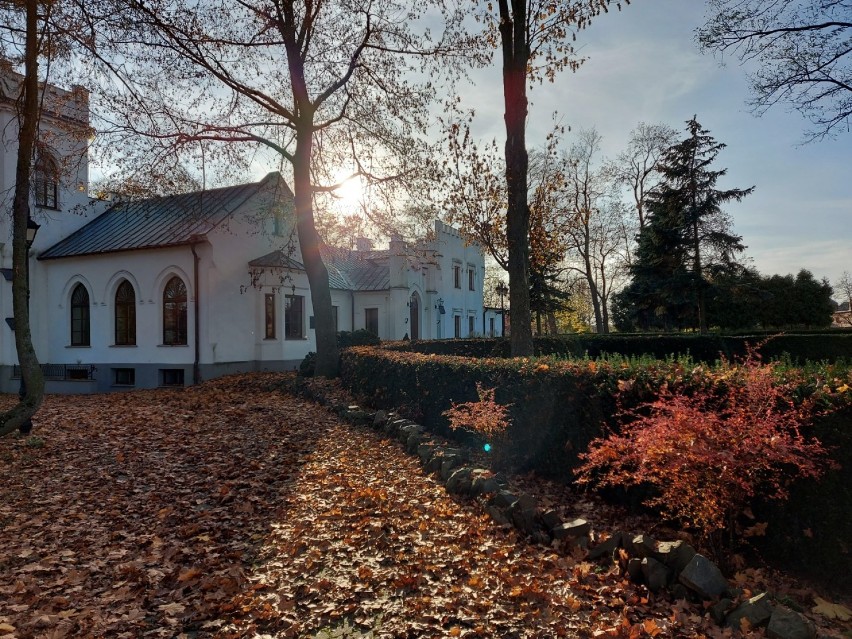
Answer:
[{"left": 576, "top": 351, "right": 829, "bottom": 543}]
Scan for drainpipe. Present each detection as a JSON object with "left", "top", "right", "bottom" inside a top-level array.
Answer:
[{"left": 189, "top": 235, "right": 206, "bottom": 385}]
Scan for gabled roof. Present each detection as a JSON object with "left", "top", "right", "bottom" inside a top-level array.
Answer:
[
  {"left": 248, "top": 245, "right": 390, "bottom": 292},
  {"left": 39, "top": 172, "right": 291, "bottom": 260}
]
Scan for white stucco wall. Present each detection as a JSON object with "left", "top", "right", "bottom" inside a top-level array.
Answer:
[{"left": 1, "top": 76, "right": 107, "bottom": 371}]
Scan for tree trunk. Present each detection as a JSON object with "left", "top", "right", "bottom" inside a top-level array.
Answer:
[
  {"left": 292, "top": 126, "right": 339, "bottom": 378},
  {"left": 500, "top": 0, "right": 533, "bottom": 357},
  {"left": 598, "top": 263, "right": 610, "bottom": 334},
  {"left": 282, "top": 11, "right": 339, "bottom": 378},
  {"left": 546, "top": 312, "right": 557, "bottom": 335},
  {"left": 693, "top": 215, "right": 707, "bottom": 334},
  {"left": 0, "top": 0, "right": 45, "bottom": 437}
]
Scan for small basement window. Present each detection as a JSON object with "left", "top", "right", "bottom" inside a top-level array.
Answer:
[
  {"left": 113, "top": 368, "right": 135, "bottom": 386},
  {"left": 160, "top": 368, "right": 185, "bottom": 387}
]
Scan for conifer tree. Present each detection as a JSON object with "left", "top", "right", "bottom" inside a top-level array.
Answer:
[{"left": 617, "top": 118, "right": 753, "bottom": 332}]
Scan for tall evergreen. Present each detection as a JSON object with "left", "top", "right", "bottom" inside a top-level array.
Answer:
[{"left": 617, "top": 118, "right": 753, "bottom": 332}]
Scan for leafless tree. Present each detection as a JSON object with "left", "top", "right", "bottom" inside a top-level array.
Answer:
[{"left": 699, "top": 0, "right": 852, "bottom": 140}]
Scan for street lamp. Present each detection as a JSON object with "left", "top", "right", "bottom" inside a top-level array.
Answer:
[
  {"left": 26, "top": 217, "right": 40, "bottom": 246},
  {"left": 495, "top": 282, "right": 508, "bottom": 337},
  {"left": 18, "top": 216, "right": 40, "bottom": 434}
]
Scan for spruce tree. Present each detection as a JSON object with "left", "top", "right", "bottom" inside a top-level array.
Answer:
[{"left": 619, "top": 118, "right": 753, "bottom": 332}]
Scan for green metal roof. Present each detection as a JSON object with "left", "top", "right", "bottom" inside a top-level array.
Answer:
[{"left": 40, "top": 172, "right": 291, "bottom": 260}]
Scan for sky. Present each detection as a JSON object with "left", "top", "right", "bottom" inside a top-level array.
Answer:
[{"left": 456, "top": 0, "right": 851, "bottom": 293}]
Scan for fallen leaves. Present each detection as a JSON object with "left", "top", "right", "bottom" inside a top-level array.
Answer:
[
  {"left": 813, "top": 597, "right": 852, "bottom": 621},
  {"left": 1, "top": 373, "right": 849, "bottom": 638}
]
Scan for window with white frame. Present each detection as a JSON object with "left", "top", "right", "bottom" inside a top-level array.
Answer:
[
  {"left": 365, "top": 308, "right": 379, "bottom": 336},
  {"left": 163, "top": 277, "right": 188, "bottom": 345},
  {"left": 70, "top": 284, "right": 90, "bottom": 346},
  {"left": 285, "top": 295, "right": 305, "bottom": 339},
  {"left": 34, "top": 153, "right": 59, "bottom": 209},
  {"left": 114, "top": 280, "right": 136, "bottom": 346}
]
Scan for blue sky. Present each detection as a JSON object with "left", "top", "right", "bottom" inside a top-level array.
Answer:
[{"left": 458, "top": 0, "right": 851, "bottom": 292}]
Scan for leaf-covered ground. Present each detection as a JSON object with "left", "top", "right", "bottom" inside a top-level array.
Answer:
[{"left": 0, "top": 374, "right": 848, "bottom": 639}]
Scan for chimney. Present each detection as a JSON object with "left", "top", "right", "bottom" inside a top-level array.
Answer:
[{"left": 355, "top": 237, "right": 373, "bottom": 251}]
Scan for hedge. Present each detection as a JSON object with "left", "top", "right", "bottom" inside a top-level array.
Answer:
[
  {"left": 340, "top": 345, "right": 737, "bottom": 477},
  {"left": 395, "top": 333, "right": 852, "bottom": 364}
]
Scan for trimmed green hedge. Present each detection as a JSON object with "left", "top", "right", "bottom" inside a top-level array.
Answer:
[
  {"left": 401, "top": 333, "right": 852, "bottom": 363},
  {"left": 341, "top": 345, "right": 697, "bottom": 476}
]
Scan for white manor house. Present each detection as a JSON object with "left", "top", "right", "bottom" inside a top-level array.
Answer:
[{"left": 1, "top": 74, "right": 500, "bottom": 393}]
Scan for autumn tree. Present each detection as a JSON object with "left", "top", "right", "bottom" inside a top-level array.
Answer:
[
  {"left": 473, "top": 0, "right": 629, "bottom": 355},
  {"left": 0, "top": 0, "right": 45, "bottom": 436},
  {"left": 561, "top": 128, "right": 631, "bottom": 334},
  {"left": 617, "top": 118, "right": 752, "bottom": 333},
  {"left": 836, "top": 270, "right": 852, "bottom": 311},
  {"left": 441, "top": 122, "right": 573, "bottom": 334},
  {"left": 612, "top": 122, "right": 676, "bottom": 232},
  {"left": 82, "top": 0, "right": 470, "bottom": 377},
  {"left": 699, "top": 0, "right": 852, "bottom": 140}
]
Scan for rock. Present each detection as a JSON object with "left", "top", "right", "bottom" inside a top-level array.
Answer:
[
  {"left": 417, "top": 442, "right": 438, "bottom": 466},
  {"left": 446, "top": 467, "right": 473, "bottom": 494},
  {"left": 627, "top": 558, "right": 643, "bottom": 582},
  {"left": 486, "top": 505, "right": 512, "bottom": 526},
  {"left": 767, "top": 607, "right": 816, "bottom": 639},
  {"left": 641, "top": 557, "right": 670, "bottom": 592},
  {"left": 678, "top": 554, "right": 728, "bottom": 599},
  {"left": 470, "top": 470, "right": 499, "bottom": 496},
  {"left": 540, "top": 509, "right": 562, "bottom": 532},
  {"left": 552, "top": 519, "right": 591, "bottom": 540},
  {"left": 493, "top": 472, "right": 509, "bottom": 488},
  {"left": 671, "top": 584, "right": 689, "bottom": 601},
  {"left": 386, "top": 418, "right": 409, "bottom": 436},
  {"left": 514, "top": 493, "right": 537, "bottom": 512},
  {"left": 657, "top": 540, "right": 697, "bottom": 574},
  {"left": 491, "top": 490, "right": 519, "bottom": 510},
  {"left": 509, "top": 504, "right": 538, "bottom": 535},
  {"left": 417, "top": 443, "right": 437, "bottom": 464},
  {"left": 440, "top": 455, "right": 464, "bottom": 480},
  {"left": 372, "top": 409, "right": 388, "bottom": 428},
  {"left": 629, "top": 534, "right": 658, "bottom": 559},
  {"left": 405, "top": 432, "right": 424, "bottom": 454},
  {"left": 442, "top": 447, "right": 468, "bottom": 461},
  {"left": 711, "top": 598, "right": 734, "bottom": 626},
  {"left": 344, "top": 408, "right": 372, "bottom": 425},
  {"left": 588, "top": 532, "right": 623, "bottom": 560},
  {"left": 726, "top": 593, "right": 774, "bottom": 630},
  {"left": 424, "top": 452, "right": 445, "bottom": 474},
  {"left": 532, "top": 531, "right": 551, "bottom": 545},
  {"left": 397, "top": 423, "right": 421, "bottom": 444}
]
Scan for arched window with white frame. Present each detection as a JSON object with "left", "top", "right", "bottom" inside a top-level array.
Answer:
[
  {"left": 163, "top": 276, "right": 188, "bottom": 345},
  {"left": 114, "top": 280, "right": 136, "bottom": 345},
  {"left": 70, "top": 284, "right": 90, "bottom": 346}
]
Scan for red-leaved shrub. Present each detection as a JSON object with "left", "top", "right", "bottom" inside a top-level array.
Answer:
[
  {"left": 443, "top": 383, "right": 511, "bottom": 438},
  {"left": 576, "top": 350, "right": 828, "bottom": 544}
]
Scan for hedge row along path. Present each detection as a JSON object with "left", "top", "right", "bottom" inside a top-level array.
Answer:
[{"left": 0, "top": 373, "right": 844, "bottom": 638}]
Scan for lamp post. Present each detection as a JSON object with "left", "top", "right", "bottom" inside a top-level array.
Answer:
[
  {"left": 18, "top": 216, "right": 40, "bottom": 434},
  {"left": 495, "top": 282, "right": 508, "bottom": 337}
]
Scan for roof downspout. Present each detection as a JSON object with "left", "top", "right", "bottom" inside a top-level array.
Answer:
[{"left": 189, "top": 235, "right": 206, "bottom": 385}]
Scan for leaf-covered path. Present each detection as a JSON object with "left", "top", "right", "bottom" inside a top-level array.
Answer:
[{"left": 0, "top": 373, "right": 821, "bottom": 638}]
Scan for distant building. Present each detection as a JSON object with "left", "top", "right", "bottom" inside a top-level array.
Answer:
[{"left": 1, "top": 74, "right": 495, "bottom": 393}]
